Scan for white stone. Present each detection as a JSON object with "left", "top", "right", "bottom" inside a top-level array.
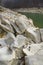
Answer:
[
  {"left": 14, "top": 35, "right": 33, "bottom": 48},
  {"left": 25, "top": 27, "right": 41, "bottom": 43},
  {"left": 23, "top": 42, "right": 43, "bottom": 56},
  {"left": 0, "top": 32, "right": 15, "bottom": 47},
  {"left": 25, "top": 55, "right": 43, "bottom": 65}
]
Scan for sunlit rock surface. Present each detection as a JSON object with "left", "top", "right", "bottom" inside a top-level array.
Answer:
[
  {"left": 25, "top": 42, "right": 43, "bottom": 65},
  {"left": 0, "top": 6, "right": 43, "bottom": 65},
  {"left": 25, "top": 55, "right": 43, "bottom": 65}
]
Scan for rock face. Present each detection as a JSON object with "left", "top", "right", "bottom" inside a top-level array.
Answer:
[
  {"left": 25, "top": 42, "right": 43, "bottom": 65},
  {"left": 0, "top": 6, "right": 43, "bottom": 65},
  {"left": 25, "top": 55, "right": 43, "bottom": 65}
]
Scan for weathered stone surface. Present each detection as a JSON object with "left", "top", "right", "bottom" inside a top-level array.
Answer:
[
  {"left": 14, "top": 35, "right": 33, "bottom": 48},
  {"left": 25, "top": 42, "right": 43, "bottom": 65},
  {"left": 23, "top": 42, "right": 43, "bottom": 56},
  {"left": 25, "top": 27, "right": 41, "bottom": 43},
  {"left": 0, "top": 45, "right": 24, "bottom": 65},
  {"left": 0, "top": 32, "right": 15, "bottom": 47},
  {"left": 0, "top": 6, "right": 43, "bottom": 65},
  {"left": 25, "top": 55, "right": 43, "bottom": 65},
  {"left": 0, "top": 16, "right": 14, "bottom": 33}
]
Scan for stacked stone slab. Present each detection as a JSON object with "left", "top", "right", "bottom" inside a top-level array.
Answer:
[{"left": 0, "top": 6, "right": 43, "bottom": 65}]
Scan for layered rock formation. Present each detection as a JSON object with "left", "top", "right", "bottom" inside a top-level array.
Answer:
[{"left": 0, "top": 6, "right": 43, "bottom": 65}]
